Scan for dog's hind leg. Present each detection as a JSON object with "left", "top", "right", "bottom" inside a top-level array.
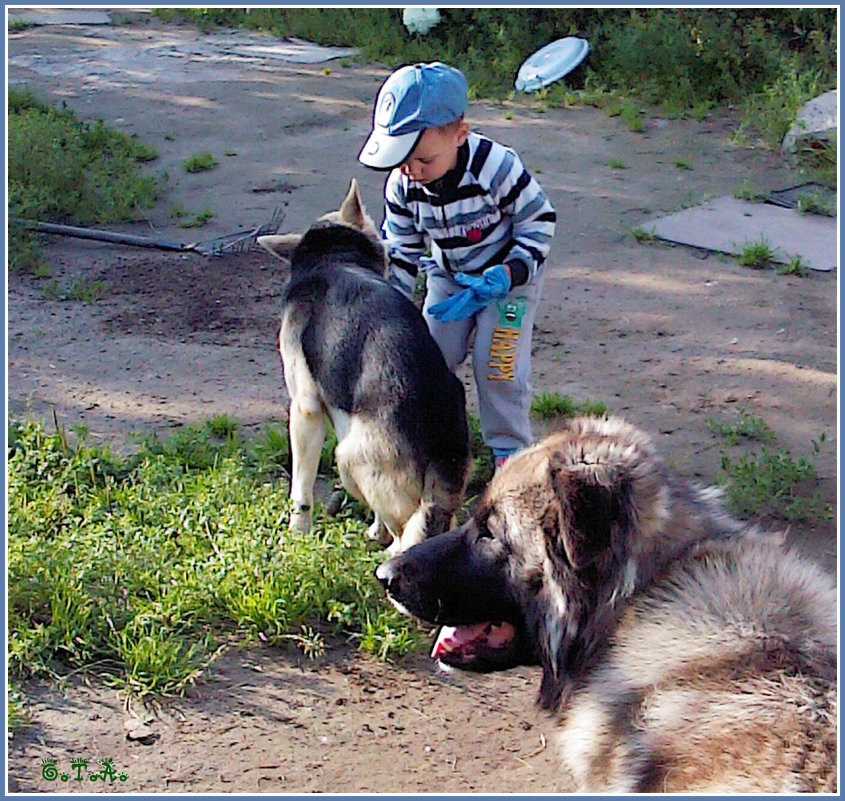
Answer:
[
  {"left": 288, "top": 395, "right": 327, "bottom": 534},
  {"left": 368, "top": 514, "right": 394, "bottom": 547}
]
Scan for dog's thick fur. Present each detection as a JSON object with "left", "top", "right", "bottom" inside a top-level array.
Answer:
[
  {"left": 260, "top": 180, "right": 471, "bottom": 553},
  {"left": 376, "top": 416, "right": 837, "bottom": 792}
]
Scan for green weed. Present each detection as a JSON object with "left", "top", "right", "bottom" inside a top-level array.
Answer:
[
  {"left": 179, "top": 209, "right": 215, "bottom": 228},
  {"left": 466, "top": 414, "right": 494, "bottom": 499},
  {"left": 707, "top": 409, "right": 775, "bottom": 446},
  {"left": 738, "top": 60, "right": 832, "bottom": 150},
  {"left": 621, "top": 104, "right": 644, "bottom": 132},
  {"left": 606, "top": 159, "right": 628, "bottom": 169},
  {"left": 673, "top": 159, "right": 692, "bottom": 170},
  {"left": 182, "top": 152, "right": 218, "bottom": 173},
  {"left": 736, "top": 238, "right": 779, "bottom": 269},
  {"left": 631, "top": 227, "right": 655, "bottom": 243},
  {"left": 776, "top": 256, "right": 810, "bottom": 277},
  {"left": 718, "top": 435, "right": 832, "bottom": 522},
  {"left": 733, "top": 179, "right": 768, "bottom": 202},
  {"left": 531, "top": 392, "right": 608, "bottom": 421},
  {"left": 796, "top": 134, "right": 837, "bottom": 189},
  {"left": 42, "top": 278, "right": 106, "bottom": 303},
  {"left": 795, "top": 189, "right": 835, "bottom": 217}
]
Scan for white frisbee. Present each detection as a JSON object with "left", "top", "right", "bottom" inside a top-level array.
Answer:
[{"left": 515, "top": 37, "right": 590, "bottom": 94}]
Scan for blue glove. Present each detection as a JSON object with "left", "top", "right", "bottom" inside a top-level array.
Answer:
[{"left": 429, "top": 265, "right": 511, "bottom": 322}]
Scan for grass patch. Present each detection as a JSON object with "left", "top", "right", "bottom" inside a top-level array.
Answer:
[
  {"left": 8, "top": 89, "right": 161, "bottom": 274},
  {"left": 182, "top": 152, "right": 218, "bottom": 173},
  {"left": 170, "top": 202, "right": 215, "bottom": 228},
  {"left": 466, "top": 414, "right": 494, "bottom": 499},
  {"left": 718, "top": 439, "right": 832, "bottom": 522},
  {"left": 709, "top": 413, "right": 831, "bottom": 522},
  {"left": 531, "top": 392, "right": 608, "bottom": 421},
  {"left": 7, "top": 417, "right": 425, "bottom": 698},
  {"left": 795, "top": 188, "right": 835, "bottom": 217},
  {"left": 179, "top": 209, "right": 215, "bottom": 228},
  {"left": 795, "top": 134, "right": 837, "bottom": 189},
  {"left": 707, "top": 409, "right": 775, "bottom": 447},
  {"left": 631, "top": 227, "right": 655, "bottom": 243},
  {"left": 736, "top": 237, "right": 779, "bottom": 269},
  {"left": 776, "top": 256, "right": 810, "bottom": 277},
  {"left": 606, "top": 159, "right": 628, "bottom": 169},
  {"left": 733, "top": 179, "right": 769, "bottom": 202},
  {"left": 8, "top": 686, "right": 29, "bottom": 734},
  {"left": 42, "top": 278, "right": 107, "bottom": 303},
  {"left": 735, "top": 60, "right": 833, "bottom": 150}
]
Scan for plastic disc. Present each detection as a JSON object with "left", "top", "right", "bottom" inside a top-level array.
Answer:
[{"left": 515, "top": 37, "right": 590, "bottom": 93}]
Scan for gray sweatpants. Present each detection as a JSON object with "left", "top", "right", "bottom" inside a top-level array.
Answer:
[{"left": 421, "top": 266, "right": 544, "bottom": 455}]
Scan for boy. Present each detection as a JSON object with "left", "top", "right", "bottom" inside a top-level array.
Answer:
[{"left": 359, "top": 62, "right": 556, "bottom": 468}]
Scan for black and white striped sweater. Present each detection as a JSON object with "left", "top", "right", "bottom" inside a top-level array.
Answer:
[{"left": 382, "top": 132, "right": 556, "bottom": 287}]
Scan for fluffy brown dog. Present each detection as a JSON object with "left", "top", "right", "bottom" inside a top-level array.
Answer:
[{"left": 377, "top": 416, "right": 837, "bottom": 792}]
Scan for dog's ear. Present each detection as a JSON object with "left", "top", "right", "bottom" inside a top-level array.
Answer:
[
  {"left": 257, "top": 233, "right": 301, "bottom": 260},
  {"left": 338, "top": 178, "right": 368, "bottom": 231},
  {"left": 545, "top": 456, "right": 621, "bottom": 571}
]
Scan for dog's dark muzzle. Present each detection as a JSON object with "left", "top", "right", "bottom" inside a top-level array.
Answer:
[
  {"left": 375, "top": 524, "right": 517, "bottom": 627},
  {"left": 376, "top": 527, "right": 537, "bottom": 672}
]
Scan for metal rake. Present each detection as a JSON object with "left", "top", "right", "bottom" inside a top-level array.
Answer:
[{"left": 10, "top": 207, "right": 286, "bottom": 257}]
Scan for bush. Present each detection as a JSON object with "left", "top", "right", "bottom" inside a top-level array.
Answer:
[{"left": 154, "top": 8, "right": 836, "bottom": 126}]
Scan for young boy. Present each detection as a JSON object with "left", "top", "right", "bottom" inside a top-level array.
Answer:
[{"left": 359, "top": 62, "right": 556, "bottom": 468}]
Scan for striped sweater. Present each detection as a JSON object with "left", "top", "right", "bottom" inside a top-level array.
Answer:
[{"left": 382, "top": 132, "right": 556, "bottom": 287}]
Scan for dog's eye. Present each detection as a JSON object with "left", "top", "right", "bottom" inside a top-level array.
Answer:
[
  {"left": 478, "top": 514, "right": 501, "bottom": 540},
  {"left": 477, "top": 523, "right": 494, "bottom": 540}
]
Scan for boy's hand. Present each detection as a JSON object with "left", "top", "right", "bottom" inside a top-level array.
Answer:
[{"left": 429, "top": 265, "right": 511, "bottom": 322}]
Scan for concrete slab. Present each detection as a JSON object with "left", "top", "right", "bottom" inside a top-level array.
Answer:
[
  {"left": 166, "top": 33, "right": 359, "bottom": 65},
  {"left": 8, "top": 8, "right": 358, "bottom": 63},
  {"left": 643, "top": 196, "right": 837, "bottom": 272},
  {"left": 8, "top": 7, "right": 115, "bottom": 25}
]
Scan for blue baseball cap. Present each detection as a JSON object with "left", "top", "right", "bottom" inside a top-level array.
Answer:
[{"left": 358, "top": 62, "right": 468, "bottom": 170}]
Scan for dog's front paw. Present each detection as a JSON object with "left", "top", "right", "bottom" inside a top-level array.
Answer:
[
  {"left": 290, "top": 504, "right": 313, "bottom": 534},
  {"left": 385, "top": 538, "right": 404, "bottom": 558}
]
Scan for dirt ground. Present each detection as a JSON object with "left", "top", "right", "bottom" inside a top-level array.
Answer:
[{"left": 6, "top": 15, "right": 838, "bottom": 795}]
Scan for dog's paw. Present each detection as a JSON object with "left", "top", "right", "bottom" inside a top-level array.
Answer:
[
  {"left": 385, "top": 538, "right": 404, "bottom": 558},
  {"left": 368, "top": 518, "right": 394, "bottom": 546},
  {"left": 290, "top": 505, "right": 313, "bottom": 534}
]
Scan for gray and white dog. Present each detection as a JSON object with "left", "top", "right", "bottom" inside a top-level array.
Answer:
[{"left": 377, "top": 416, "right": 837, "bottom": 792}]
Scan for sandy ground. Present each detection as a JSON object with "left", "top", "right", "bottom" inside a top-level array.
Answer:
[{"left": 6, "top": 15, "right": 838, "bottom": 794}]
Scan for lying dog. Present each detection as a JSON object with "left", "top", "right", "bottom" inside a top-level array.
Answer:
[
  {"left": 260, "top": 180, "right": 471, "bottom": 553},
  {"left": 376, "top": 416, "right": 837, "bottom": 792}
]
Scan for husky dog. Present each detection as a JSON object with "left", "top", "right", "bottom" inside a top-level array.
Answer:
[
  {"left": 376, "top": 416, "right": 837, "bottom": 792},
  {"left": 260, "top": 180, "right": 471, "bottom": 554}
]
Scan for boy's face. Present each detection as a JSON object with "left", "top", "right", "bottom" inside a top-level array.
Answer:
[{"left": 399, "top": 122, "right": 469, "bottom": 184}]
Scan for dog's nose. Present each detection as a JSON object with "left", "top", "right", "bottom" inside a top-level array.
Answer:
[{"left": 375, "top": 561, "right": 397, "bottom": 592}]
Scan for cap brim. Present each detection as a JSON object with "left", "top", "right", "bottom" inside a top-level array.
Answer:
[{"left": 358, "top": 129, "right": 422, "bottom": 170}]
